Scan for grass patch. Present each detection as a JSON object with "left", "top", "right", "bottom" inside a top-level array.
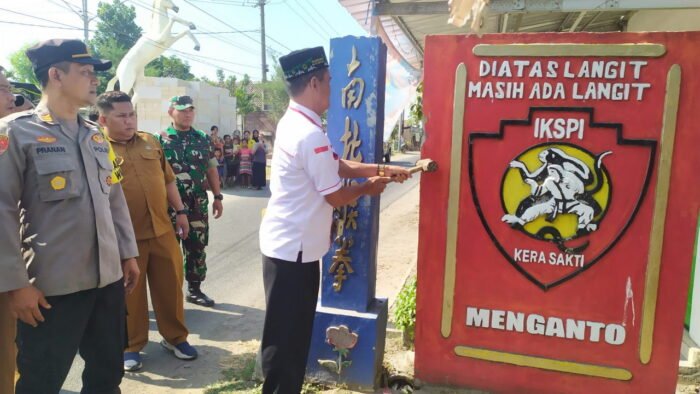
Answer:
[
  {"left": 205, "top": 352, "right": 261, "bottom": 394},
  {"left": 204, "top": 340, "right": 352, "bottom": 394}
]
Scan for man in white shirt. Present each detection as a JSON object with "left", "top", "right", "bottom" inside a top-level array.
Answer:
[{"left": 258, "top": 47, "right": 410, "bottom": 394}]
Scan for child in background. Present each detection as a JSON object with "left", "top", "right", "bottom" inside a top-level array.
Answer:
[
  {"left": 211, "top": 126, "right": 224, "bottom": 151},
  {"left": 238, "top": 138, "right": 253, "bottom": 188},
  {"left": 214, "top": 149, "right": 225, "bottom": 188}
]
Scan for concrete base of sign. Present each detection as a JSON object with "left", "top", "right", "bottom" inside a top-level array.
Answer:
[{"left": 305, "top": 298, "right": 388, "bottom": 391}]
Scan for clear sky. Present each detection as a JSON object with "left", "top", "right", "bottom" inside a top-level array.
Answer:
[{"left": 0, "top": 0, "right": 367, "bottom": 81}]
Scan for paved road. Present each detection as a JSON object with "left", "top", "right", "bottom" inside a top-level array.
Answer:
[{"left": 60, "top": 152, "right": 420, "bottom": 393}]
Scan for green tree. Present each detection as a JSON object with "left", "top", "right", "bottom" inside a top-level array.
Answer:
[
  {"left": 7, "top": 43, "right": 39, "bottom": 87},
  {"left": 234, "top": 74, "right": 257, "bottom": 119},
  {"left": 89, "top": 0, "right": 142, "bottom": 93},
  {"left": 204, "top": 69, "right": 258, "bottom": 125},
  {"left": 91, "top": 0, "right": 142, "bottom": 51},
  {"left": 145, "top": 56, "right": 195, "bottom": 80},
  {"left": 260, "top": 65, "right": 289, "bottom": 124},
  {"left": 409, "top": 81, "right": 423, "bottom": 124}
]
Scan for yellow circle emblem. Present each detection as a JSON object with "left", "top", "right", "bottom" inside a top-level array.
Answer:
[
  {"left": 501, "top": 143, "right": 611, "bottom": 241},
  {"left": 92, "top": 134, "right": 105, "bottom": 144},
  {"left": 50, "top": 176, "right": 67, "bottom": 191}
]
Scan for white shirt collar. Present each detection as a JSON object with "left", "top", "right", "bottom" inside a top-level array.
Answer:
[{"left": 288, "top": 100, "right": 323, "bottom": 129}]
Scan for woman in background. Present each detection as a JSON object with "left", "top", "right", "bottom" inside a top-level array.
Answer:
[
  {"left": 251, "top": 136, "right": 268, "bottom": 190},
  {"left": 238, "top": 138, "right": 253, "bottom": 188}
]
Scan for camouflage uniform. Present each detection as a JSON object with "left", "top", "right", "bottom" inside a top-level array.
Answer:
[{"left": 158, "top": 125, "right": 216, "bottom": 283}]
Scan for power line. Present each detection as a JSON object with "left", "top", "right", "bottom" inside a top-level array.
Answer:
[
  {"left": 299, "top": 0, "right": 341, "bottom": 36},
  {"left": 127, "top": 0, "right": 289, "bottom": 59},
  {"left": 183, "top": 0, "right": 262, "bottom": 45},
  {"left": 0, "top": 7, "right": 86, "bottom": 30},
  {"left": 0, "top": 20, "right": 84, "bottom": 30},
  {"left": 174, "top": 51, "right": 247, "bottom": 76},
  {"left": 295, "top": 0, "right": 334, "bottom": 37},
  {"left": 283, "top": 0, "right": 328, "bottom": 41},
  {"left": 126, "top": 0, "right": 260, "bottom": 56},
  {"left": 187, "top": 0, "right": 251, "bottom": 5},
  {"left": 166, "top": 48, "right": 259, "bottom": 69},
  {"left": 182, "top": 0, "right": 288, "bottom": 56},
  {"left": 0, "top": 15, "right": 257, "bottom": 77},
  {"left": 1, "top": 1, "right": 267, "bottom": 78},
  {"left": 265, "top": 34, "right": 291, "bottom": 52},
  {"left": 194, "top": 30, "right": 260, "bottom": 34}
]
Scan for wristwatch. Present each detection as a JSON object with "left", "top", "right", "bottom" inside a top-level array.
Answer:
[
  {"left": 377, "top": 164, "right": 386, "bottom": 177},
  {"left": 214, "top": 194, "right": 224, "bottom": 201},
  {"left": 175, "top": 209, "right": 188, "bottom": 216}
]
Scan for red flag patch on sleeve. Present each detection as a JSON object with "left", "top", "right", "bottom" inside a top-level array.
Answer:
[{"left": 314, "top": 145, "right": 330, "bottom": 154}]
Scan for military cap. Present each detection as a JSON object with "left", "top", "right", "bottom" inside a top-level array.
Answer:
[
  {"left": 170, "top": 95, "right": 195, "bottom": 110},
  {"left": 25, "top": 39, "right": 112, "bottom": 75},
  {"left": 279, "top": 46, "right": 329, "bottom": 81}
]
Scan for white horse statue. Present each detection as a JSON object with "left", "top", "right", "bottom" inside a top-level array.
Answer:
[{"left": 107, "top": 0, "right": 200, "bottom": 98}]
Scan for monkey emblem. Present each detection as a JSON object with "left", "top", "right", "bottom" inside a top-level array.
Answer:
[{"left": 501, "top": 145, "right": 612, "bottom": 253}]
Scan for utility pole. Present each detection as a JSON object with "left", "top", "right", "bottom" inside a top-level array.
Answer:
[
  {"left": 82, "top": 0, "right": 89, "bottom": 42},
  {"left": 61, "top": 0, "right": 94, "bottom": 42},
  {"left": 259, "top": 0, "right": 268, "bottom": 82}
]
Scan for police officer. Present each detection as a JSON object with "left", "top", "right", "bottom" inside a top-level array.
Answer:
[
  {"left": 0, "top": 64, "right": 18, "bottom": 394},
  {"left": 158, "top": 96, "right": 223, "bottom": 307},
  {"left": 97, "top": 91, "right": 198, "bottom": 371},
  {"left": 258, "top": 47, "right": 410, "bottom": 393},
  {"left": 0, "top": 39, "right": 140, "bottom": 393}
]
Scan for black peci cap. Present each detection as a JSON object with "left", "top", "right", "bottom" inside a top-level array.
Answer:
[
  {"left": 279, "top": 46, "right": 328, "bottom": 81},
  {"left": 26, "top": 39, "right": 112, "bottom": 75}
]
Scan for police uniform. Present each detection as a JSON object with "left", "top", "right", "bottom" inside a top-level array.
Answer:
[
  {"left": 258, "top": 47, "right": 340, "bottom": 394},
  {"left": 109, "top": 131, "right": 190, "bottom": 360},
  {"left": 157, "top": 97, "right": 220, "bottom": 306},
  {"left": 0, "top": 40, "right": 138, "bottom": 393}
]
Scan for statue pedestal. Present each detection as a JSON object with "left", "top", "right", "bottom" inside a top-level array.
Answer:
[
  {"left": 306, "top": 299, "right": 388, "bottom": 390},
  {"left": 133, "top": 76, "right": 237, "bottom": 134}
]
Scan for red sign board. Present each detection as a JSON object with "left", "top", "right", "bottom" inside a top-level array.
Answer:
[{"left": 416, "top": 32, "right": 700, "bottom": 393}]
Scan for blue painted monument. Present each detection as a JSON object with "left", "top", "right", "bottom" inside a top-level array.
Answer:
[{"left": 305, "top": 36, "right": 388, "bottom": 390}]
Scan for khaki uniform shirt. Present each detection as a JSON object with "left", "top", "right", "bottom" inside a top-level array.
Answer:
[
  {"left": 109, "top": 131, "right": 176, "bottom": 241},
  {"left": 0, "top": 104, "right": 138, "bottom": 296}
]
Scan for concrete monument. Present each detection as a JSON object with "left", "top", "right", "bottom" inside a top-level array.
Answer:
[{"left": 107, "top": 0, "right": 200, "bottom": 102}]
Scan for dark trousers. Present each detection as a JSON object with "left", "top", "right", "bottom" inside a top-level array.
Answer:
[
  {"left": 15, "top": 279, "right": 125, "bottom": 394},
  {"left": 261, "top": 254, "right": 319, "bottom": 394},
  {"left": 252, "top": 162, "right": 266, "bottom": 188}
]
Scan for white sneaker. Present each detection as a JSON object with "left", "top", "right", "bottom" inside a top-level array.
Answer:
[{"left": 160, "top": 339, "right": 198, "bottom": 360}]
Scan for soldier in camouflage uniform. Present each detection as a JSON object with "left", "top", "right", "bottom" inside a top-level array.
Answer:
[{"left": 159, "top": 96, "right": 223, "bottom": 307}]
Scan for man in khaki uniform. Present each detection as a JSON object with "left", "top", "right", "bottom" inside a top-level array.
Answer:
[
  {"left": 0, "top": 64, "right": 18, "bottom": 394},
  {"left": 97, "top": 91, "right": 198, "bottom": 371},
  {"left": 0, "top": 39, "right": 139, "bottom": 394}
]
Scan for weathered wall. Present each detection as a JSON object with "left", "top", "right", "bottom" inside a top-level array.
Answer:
[{"left": 134, "top": 76, "right": 236, "bottom": 134}]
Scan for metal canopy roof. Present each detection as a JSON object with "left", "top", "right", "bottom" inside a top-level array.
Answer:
[{"left": 338, "top": 0, "right": 700, "bottom": 72}]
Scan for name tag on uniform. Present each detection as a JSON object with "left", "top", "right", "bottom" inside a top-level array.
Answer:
[{"left": 36, "top": 146, "right": 67, "bottom": 155}]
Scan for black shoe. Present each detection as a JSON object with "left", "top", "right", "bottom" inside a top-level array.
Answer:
[{"left": 186, "top": 289, "right": 215, "bottom": 307}]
